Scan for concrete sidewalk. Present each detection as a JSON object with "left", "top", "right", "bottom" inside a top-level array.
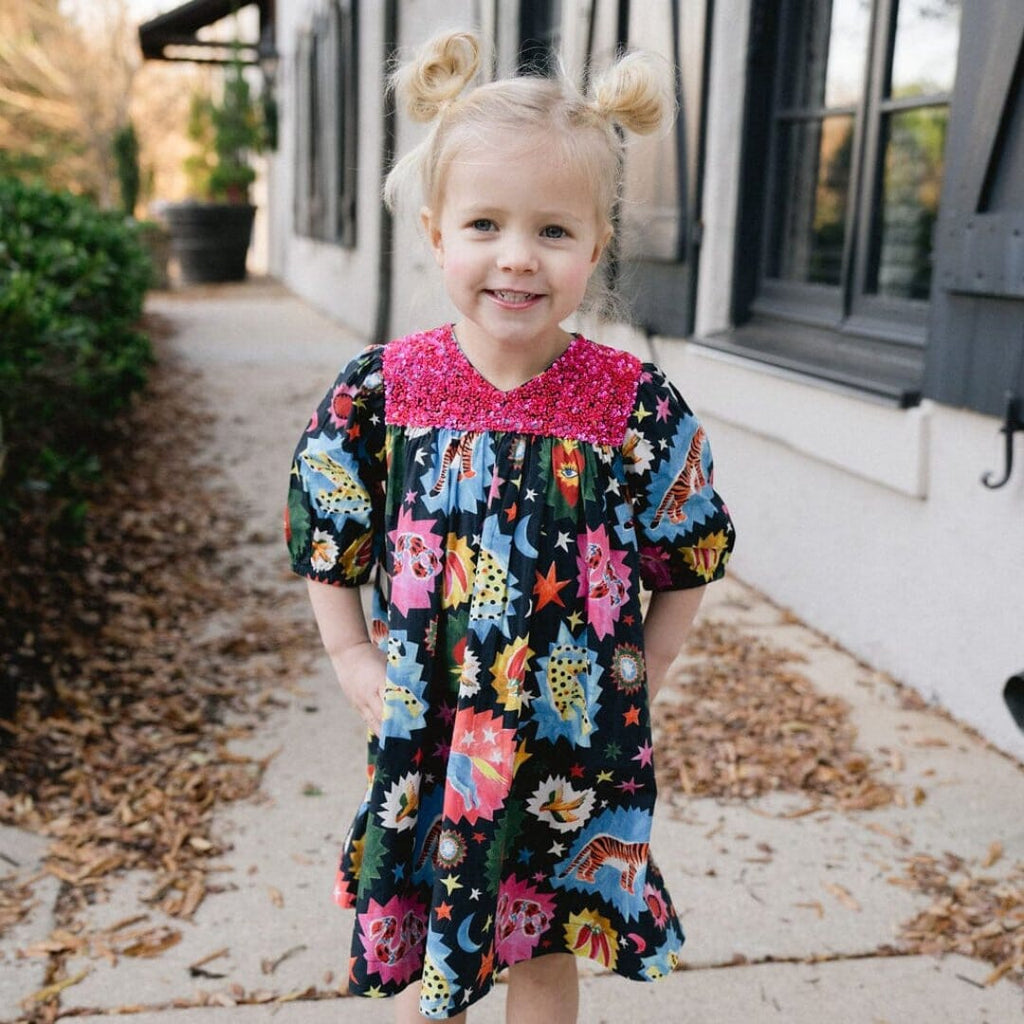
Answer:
[{"left": 2, "top": 279, "right": 1022, "bottom": 1024}]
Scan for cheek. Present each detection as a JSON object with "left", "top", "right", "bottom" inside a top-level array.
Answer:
[
  {"left": 441, "top": 247, "right": 485, "bottom": 287},
  {"left": 565, "top": 260, "right": 598, "bottom": 296}
]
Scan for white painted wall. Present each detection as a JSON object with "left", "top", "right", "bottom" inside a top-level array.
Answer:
[
  {"left": 386, "top": 0, "right": 493, "bottom": 339},
  {"left": 652, "top": 343, "right": 1024, "bottom": 762}
]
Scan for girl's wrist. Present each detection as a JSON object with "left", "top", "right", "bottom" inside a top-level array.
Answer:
[{"left": 326, "top": 637, "right": 376, "bottom": 664}]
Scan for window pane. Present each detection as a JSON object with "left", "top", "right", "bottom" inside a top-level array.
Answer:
[
  {"left": 769, "top": 115, "right": 855, "bottom": 286},
  {"left": 781, "top": 0, "right": 871, "bottom": 109},
  {"left": 871, "top": 105, "right": 949, "bottom": 299},
  {"left": 890, "top": 0, "right": 961, "bottom": 98}
]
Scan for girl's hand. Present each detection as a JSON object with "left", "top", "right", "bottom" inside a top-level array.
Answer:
[
  {"left": 334, "top": 641, "right": 387, "bottom": 736},
  {"left": 305, "top": 581, "right": 387, "bottom": 737}
]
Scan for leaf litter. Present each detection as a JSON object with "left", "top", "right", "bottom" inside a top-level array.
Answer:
[
  {"left": 656, "top": 620, "right": 896, "bottom": 811},
  {"left": 0, "top": 326, "right": 318, "bottom": 1018},
  {"left": 889, "top": 852, "right": 1024, "bottom": 987},
  {"left": 656, "top": 620, "right": 1022, "bottom": 989}
]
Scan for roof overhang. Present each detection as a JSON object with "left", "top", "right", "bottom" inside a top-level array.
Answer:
[{"left": 138, "top": 0, "right": 275, "bottom": 65}]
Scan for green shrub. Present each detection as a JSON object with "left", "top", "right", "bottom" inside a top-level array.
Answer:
[{"left": 0, "top": 177, "right": 153, "bottom": 536}]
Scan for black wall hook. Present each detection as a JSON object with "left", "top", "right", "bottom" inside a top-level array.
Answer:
[{"left": 981, "top": 392, "right": 1024, "bottom": 489}]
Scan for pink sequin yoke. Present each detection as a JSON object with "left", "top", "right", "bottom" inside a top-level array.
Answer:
[{"left": 382, "top": 325, "right": 642, "bottom": 446}]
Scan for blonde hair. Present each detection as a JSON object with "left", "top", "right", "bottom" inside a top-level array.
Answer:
[{"left": 384, "top": 31, "right": 673, "bottom": 227}]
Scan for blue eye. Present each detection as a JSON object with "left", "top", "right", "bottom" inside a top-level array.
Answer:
[
  {"left": 471, "top": 219, "right": 496, "bottom": 232},
  {"left": 541, "top": 225, "right": 568, "bottom": 239}
]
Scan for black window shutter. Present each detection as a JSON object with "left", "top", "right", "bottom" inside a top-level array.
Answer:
[{"left": 923, "top": 2, "right": 1024, "bottom": 416}]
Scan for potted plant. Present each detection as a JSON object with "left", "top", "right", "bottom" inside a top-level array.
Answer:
[{"left": 162, "top": 58, "right": 264, "bottom": 284}]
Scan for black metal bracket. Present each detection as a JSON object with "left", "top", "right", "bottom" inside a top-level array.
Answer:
[
  {"left": 1006, "top": 670, "right": 1024, "bottom": 733},
  {"left": 981, "top": 392, "right": 1024, "bottom": 489}
]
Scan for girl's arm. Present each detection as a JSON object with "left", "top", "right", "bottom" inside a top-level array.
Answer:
[
  {"left": 643, "top": 586, "right": 706, "bottom": 702},
  {"left": 305, "top": 579, "right": 387, "bottom": 735}
]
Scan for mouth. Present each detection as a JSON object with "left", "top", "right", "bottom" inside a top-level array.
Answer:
[{"left": 487, "top": 289, "right": 542, "bottom": 307}]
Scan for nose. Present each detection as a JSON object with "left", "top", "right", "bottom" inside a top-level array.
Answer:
[{"left": 497, "top": 233, "right": 538, "bottom": 274}]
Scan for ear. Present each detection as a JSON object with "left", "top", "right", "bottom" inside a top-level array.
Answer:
[
  {"left": 591, "top": 223, "right": 614, "bottom": 266},
  {"left": 421, "top": 207, "right": 445, "bottom": 267}
]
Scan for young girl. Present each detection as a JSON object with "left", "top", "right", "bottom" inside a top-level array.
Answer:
[{"left": 286, "top": 31, "right": 735, "bottom": 1023}]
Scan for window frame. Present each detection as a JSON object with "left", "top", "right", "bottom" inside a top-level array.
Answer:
[{"left": 725, "top": 0, "right": 961, "bottom": 407}]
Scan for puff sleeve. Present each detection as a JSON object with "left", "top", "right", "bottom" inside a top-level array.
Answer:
[
  {"left": 285, "top": 345, "right": 387, "bottom": 586},
  {"left": 623, "top": 364, "right": 735, "bottom": 590}
]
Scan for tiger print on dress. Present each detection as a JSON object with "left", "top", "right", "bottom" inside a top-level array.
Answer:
[
  {"left": 651, "top": 425, "right": 707, "bottom": 527},
  {"left": 558, "top": 834, "right": 649, "bottom": 893},
  {"left": 430, "top": 433, "right": 478, "bottom": 496}
]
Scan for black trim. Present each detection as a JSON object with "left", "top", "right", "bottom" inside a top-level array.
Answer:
[
  {"left": 731, "top": 0, "right": 778, "bottom": 325},
  {"left": 139, "top": 0, "right": 274, "bottom": 64},
  {"left": 699, "top": 321, "right": 923, "bottom": 408},
  {"left": 374, "top": 0, "right": 399, "bottom": 345}
]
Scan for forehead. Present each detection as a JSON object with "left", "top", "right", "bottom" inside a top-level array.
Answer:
[{"left": 440, "top": 132, "right": 601, "bottom": 220}]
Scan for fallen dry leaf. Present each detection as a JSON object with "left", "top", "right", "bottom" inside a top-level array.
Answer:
[
  {"left": 262, "top": 943, "right": 307, "bottom": 975},
  {"left": 0, "top": 874, "right": 36, "bottom": 935},
  {"left": 22, "top": 968, "right": 91, "bottom": 1006},
  {"left": 982, "top": 842, "right": 1004, "bottom": 869},
  {"left": 824, "top": 882, "right": 862, "bottom": 912},
  {"left": 121, "top": 926, "right": 183, "bottom": 958}
]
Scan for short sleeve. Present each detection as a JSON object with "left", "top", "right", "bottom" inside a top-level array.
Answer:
[
  {"left": 285, "top": 345, "right": 387, "bottom": 585},
  {"left": 623, "top": 364, "right": 736, "bottom": 591}
]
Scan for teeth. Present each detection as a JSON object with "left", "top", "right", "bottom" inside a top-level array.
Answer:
[{"left": 493, "top": 290, "right": 535, "bottom": 303}]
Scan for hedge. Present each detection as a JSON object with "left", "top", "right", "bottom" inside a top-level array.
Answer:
[{"left": 0, "top": 178, "right": 153, "bottom": 535}]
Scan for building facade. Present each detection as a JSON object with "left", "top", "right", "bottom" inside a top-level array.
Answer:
[{"left": 145, "top": 0, "right": 1024, "bottom": 759}]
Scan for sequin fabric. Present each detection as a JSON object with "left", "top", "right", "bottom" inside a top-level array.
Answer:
[
  {"left": 384, "top": 324, "right": 641, "bottom": 444},
  {"left": 286, "top": 330, "right": 736, "bottom": 1019}
]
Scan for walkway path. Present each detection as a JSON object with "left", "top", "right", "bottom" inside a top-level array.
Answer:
[{"left": 2, "top": 280, "right": 1021, "bottom": 1023}]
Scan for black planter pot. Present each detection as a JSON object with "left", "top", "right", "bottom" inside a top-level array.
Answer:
[{"left": 162, "top": 201, "right": 256, "bottom": 284}]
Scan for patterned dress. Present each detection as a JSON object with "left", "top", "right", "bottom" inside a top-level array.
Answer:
[{"left": 286, "top": 325, "right": 735, "bottom": 1019}]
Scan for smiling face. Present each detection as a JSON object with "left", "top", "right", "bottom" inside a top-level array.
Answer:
[{"left": 421, "top": 131, "right": 612, "bottom": 377}]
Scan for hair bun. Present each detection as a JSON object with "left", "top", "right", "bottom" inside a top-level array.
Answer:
[
  {"left": 396, "top": 31, "right": 481, "bottom": 123},
  {"left": 591, "top": 51, "right": 672, "bottom": 136}
]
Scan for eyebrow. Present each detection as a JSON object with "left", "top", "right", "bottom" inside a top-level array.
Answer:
[{"left": 459, "top": 205, "right": 587, "bottom": 226}]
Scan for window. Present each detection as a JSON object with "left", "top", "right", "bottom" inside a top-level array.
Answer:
[
  {"left": 518, "top": 0, "right": 563, "bottom": 75},
  {"left": 730, "top": 0, "right": 962, "bottom": 405},
  {"left": 294, "top": 0, "right": 358, "bottom": 247}
]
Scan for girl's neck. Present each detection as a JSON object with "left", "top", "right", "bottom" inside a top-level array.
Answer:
[{"left": 452, "top": 321, "right": 573, "bottom": 392}]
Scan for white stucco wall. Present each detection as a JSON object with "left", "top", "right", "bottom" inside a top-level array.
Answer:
[{"left": 651, "top": 343, "right": 1024, "bottom": 762}]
